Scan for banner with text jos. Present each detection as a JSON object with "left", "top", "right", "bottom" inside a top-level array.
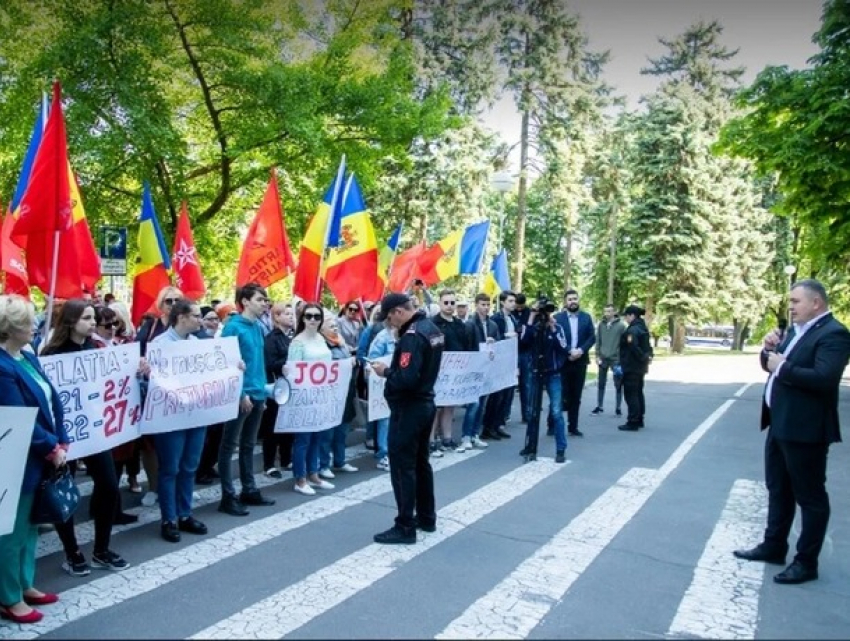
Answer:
[
  {"left": 39, "top": 343, "right": 143, "bottom": 460},
  {"left": 0, "top": 406, "right": 37, "bottom": 536},
  {"left": 141, "top": 337, "right": 243, "bottom": 435},
  {"left": 275, "top": 359, "right": 353, "bottom": 433},
  {"left": 367, "top": 337, "right": 518, "bottom": 421}
]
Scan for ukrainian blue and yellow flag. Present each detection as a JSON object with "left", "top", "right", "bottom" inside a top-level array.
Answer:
[
  {"left": 131, "top": 182, "right": 172, "bottom": 324},
  {"left": 323, "top": 174, "right": 380, "bottom": 304},
  {"left": 483, "top": 249, "right": 511, "bottom": 299}
]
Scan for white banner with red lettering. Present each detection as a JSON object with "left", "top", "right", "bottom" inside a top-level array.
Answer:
[
  {"left": 0, "top": 406, "right": 37, "bottom": 535},
  {"left": 275, "top": 359, "right": 354, "bottom": 433},
  {"left": 39, "top": 343, "right": 143, "bottom": 460},
  {"left": 140, "top": 337, "right": 243, "bottom": 435}
]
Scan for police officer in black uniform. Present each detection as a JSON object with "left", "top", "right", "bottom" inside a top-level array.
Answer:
[
  {"left": 371, "top": 293, "right": 445, "bottom": 544},
  {"left": 618, "top": 305, "right": 653, "bottom": 431}
]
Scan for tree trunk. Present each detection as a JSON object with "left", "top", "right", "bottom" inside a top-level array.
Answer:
[
  {"left": 513, "top": 106, "right": 530, "bottom": 290},
  {"left": 671, "top": 315, "right": 686, "bottom": 354},
  {"left": 418, "top": 213, "right": 428, "bottom": 243},
  {"left": 607, "top": 203, "right": 618, "bottom": 304},
  {"left": 562, "top": 228, "right": 573, "bottom": 292}
]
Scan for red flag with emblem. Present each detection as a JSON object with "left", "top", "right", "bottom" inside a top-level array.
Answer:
[{"left": 172, "top": 202, "right": 205, "bottom": 301}]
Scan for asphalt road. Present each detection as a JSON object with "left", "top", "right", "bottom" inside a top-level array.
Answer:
[{"left": 3, "top": 353, "right": 849, "bottom": 640}]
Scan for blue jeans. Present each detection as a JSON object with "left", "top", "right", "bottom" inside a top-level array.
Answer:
[
  {"left": 544, "top": 374, "right": 568, "bottom": 453},
  {"left": 376, "top": 418, "right": 389, "bottom": 459},
  {"left": 155, "top": 426, "right": 206, "bottom": 522},
  {"left": 292, "top": 432, "right": 321, "bottom": 480},
  {"left": 462, "top": 395, "right": 487, "bottom": 438},
  {"left": 597, "top": 360, "right": 623, "bottom": 410},
  {"left": 319, "top": 423, "right": 349, "bottom": 469},
  {"left": 219, "top": 400, "right": 265, "bottom": 498}
]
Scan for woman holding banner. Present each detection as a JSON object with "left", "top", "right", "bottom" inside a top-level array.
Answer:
[
  {"left": 41, "top": 300, "right": 131, "bottom": 575},
  {"left": 261, "top": 302, "right": 295, "bottom": 479},
  {"left": 287, "top": 304, "right": 335, "bottom": 496},
  {"left": 0, "top": 295, "right": 69, "bottom": 624}
]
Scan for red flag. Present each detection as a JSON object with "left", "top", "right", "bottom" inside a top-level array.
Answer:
[
  {"left": 236, "top": 169, "right": 296, "bottom": 288},
  {"left": 172, "top": 202, "right": 206, "bottom": 301},
  {"left": 387, "top": 241, "right": 427, "bottom": 292},
  {"left": 11, "top": 81, "right": 72, "bottom": 246},
  {"left": 1, "top": 211, "right": 29, "bottom": 298}
]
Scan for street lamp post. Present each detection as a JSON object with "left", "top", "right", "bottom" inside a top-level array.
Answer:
[
  {"left": 783, "top": 264, "right": 796, "bottom": 326},
  {"left": 489, "top": 170, "right": 515, "bottom": 250}
]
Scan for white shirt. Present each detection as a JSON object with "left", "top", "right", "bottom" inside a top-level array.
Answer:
[
  {"left": 765, "top": 310, "right": 831, "bottom": 408},
  {"left": 567, "top": 313, "right": 579, "bottom": 351}
]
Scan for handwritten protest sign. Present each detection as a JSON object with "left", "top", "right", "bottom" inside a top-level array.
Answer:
[
  {"left": 40, "top": 343, "right": 143, "bottom": 460},
  {"left": 141, "top": 337, "right": 243, "bottom": 435},
  {"left": 482, "top": 336, "right": 518, "bottom": 395},
  {"left": 275, "top": 359, "right": 353, "bottom": 433},
  {"left": 367, "top": 356, "right": 392, "bottom": 422},
  {"left": 0, "top": 406, "right": 37, "bottom": 535}
]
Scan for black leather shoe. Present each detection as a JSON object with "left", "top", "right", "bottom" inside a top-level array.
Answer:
[
  {"left": 773, "top": 561, "right": 818, "bottom": 584},
  {"left": 569, "top": 429, "right": 584, "bottom": 437},
  {"left": 495, "top": 427, "right": 511, "bottom": 439},
  {"left": 195, "top": 474, "right": 215, "bottom": 486},
  {"left": 218, "top": 494, "right": 249, "bottom": 516},
  {"left": 115, "top": 512, "right": 139, "bottom": 525},
  {"left": 555, "top": 451, "right": 566, "bottom": 463},
  {"left": 733, "top": 544, "right": 786, "bottom": 565},
  {"left": 239, "top": 491, "right": 276, "bottom": 506},
  {"left": 161, "top": 522, "right": 181, "bottom": 543},
  {"left": 415, "top": 518, "right": 436, "bottom": 533},
  {"left": 618, "top": 423, "right": 640, "bottom": 431},
  {"left": 480, "top": 430, "right": 502, "bottom": 440},
  {"left": 178, "top": 516, "right": 208, "bottom": 535},
  {"left": 374, "top": 525, "right": 416, "bottom": 545}
]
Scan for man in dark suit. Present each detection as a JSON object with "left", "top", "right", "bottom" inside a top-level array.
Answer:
[
  {"left": 554, "top": 289, "right": 595, "bottom": 437},
  {"left": 734, "top": 279, "right": 850, "bottom": 584}
]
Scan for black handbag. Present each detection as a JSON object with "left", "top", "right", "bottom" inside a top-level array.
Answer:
[{"left": 31, "top": 464, "right": 80, "bottom": 524}]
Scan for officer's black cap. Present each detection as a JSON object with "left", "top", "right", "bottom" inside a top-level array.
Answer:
[
  {"left": 623, "top": 304, "right": 645, "bottom": 317},
  {"left": 377, "top": 293, "right": 411, "bottom": 321}
]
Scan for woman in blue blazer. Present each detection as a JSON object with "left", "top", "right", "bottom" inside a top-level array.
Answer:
[{"left": 0, "top": 294, "right": 69, "bottom": 624}]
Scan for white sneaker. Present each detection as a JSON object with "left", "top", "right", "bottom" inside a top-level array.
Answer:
[
  {"left": 309, "top": 479, "right": 335, "bottom": 490},
  {"left": 471, "top": 435, "right": 489, "bottom": 449},
  {"left": 377, "top": 457, "right": 390, "bottom": 471},
  {"left": 141, "top": 491, "right": 158, "bottom": 507},
  {"left": 459, "top": 436, "right": 472, "bottom": 452},
  {"left": 192, "top": 492, "right": 201, "bottom": 502},
  {"left": 333, "top": 463, "right": 358, "bottom": 473},
  {"left": 318, "top": 468, "right": 336, "bottom": 480},
  {"left": 294, "top": 483, "right": 316, "bottom": 496}
]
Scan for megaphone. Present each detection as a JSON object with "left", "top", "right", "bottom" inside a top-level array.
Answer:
[{"left": 264, "top": 377, "right": 292, "bottom": 405}]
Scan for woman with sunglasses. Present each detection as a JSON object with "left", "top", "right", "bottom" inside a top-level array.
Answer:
[
  {"left": 91, "top": 306, "right": 120, "bottom": 348},
  {"left": 41, "top": 300, "right": 131, "bottom": 576},
  {"left": 286, "top": 304, "right": 335, "bottom": 496},
  {"left": 337, "top": 301, "right": 363, "bottom": 355}
]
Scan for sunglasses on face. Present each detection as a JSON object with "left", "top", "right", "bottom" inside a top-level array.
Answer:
[
  {"left": 303, "top": 313, "right": 322, "bottom": 321},
  {"left": 442, "top": 300, "right": 456, "bottom": 305},
  {"left": 163, "top": 298, "right": 178, "bottom": 305},
  {"left": 99, "top": 322, "right": 118, "bottom": 329},
  {"left": 347, "top": 307, "right": 359, "bottom": 313}
]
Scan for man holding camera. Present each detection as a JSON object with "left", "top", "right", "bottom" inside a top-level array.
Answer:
[
  {"left": 519, "top": 299, "right": 570, "bottom": 462},
  {"left": 554, "top": 289, "right": 595, "bottom": 437}
]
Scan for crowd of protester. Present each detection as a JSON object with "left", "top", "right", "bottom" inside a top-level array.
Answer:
[{"left": 0, "top": 280, "right": 650, "bottom": 624}]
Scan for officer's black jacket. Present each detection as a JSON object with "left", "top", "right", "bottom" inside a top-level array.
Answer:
[
  {"left": 431, "top": 314, "right": 473, "bottom": 351},
  {"left": 619, "top": 317, "right": 653, "bottom": 374},
  {"left": 384, "top": 310, "right": 445, "bottom": 405}
]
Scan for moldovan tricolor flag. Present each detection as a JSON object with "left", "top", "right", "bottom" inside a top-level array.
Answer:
[
  {"left": 323, "top": 175, "right": 380, "bottom": 304},
  {"left": 483, "top": 249, "right": 511, "bottom": 299},
  {"left": 131, "top": 182, "right": 172, "bottom": 325},
  {"left": 236, "top": 169, "right": 296, "bottom": 289},
  {"left": 418, "top": 220, "right": 490, "bottom": 287},
  {"left": 172, "top": 202, "right": 206, "bottom": 301},
  {"left": 292, "top": 158, "right": 346, "bottom": 302}
]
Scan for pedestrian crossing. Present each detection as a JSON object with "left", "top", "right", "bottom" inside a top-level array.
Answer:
[{"left": 3, "top": 380, "right": 849, "bottom": 639}]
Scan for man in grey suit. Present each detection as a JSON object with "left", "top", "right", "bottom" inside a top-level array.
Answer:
[{"left": 734, "top": 279, "right": 850, "bottom": 584}]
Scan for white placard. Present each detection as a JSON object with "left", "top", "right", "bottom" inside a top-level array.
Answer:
[
  {"left": 0, "top": 406, "right": 38, "bottom": 535},
  {"left": 40, "top": 343, "right": 143, "bottom": 460},
  {"left": 275, "top": 359, "right": 354, "bottom": 433},
  {"left": 367, "top": 356, "right": 392, "bottom": 422},
  {"left": 482, "top": 336, "right": 519, "bottom": 394},
  {"left": 141, "top": 337, "right": 243, "bottom": 435}
]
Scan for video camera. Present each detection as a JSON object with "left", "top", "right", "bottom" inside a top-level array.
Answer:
[{"left": 532, "top": 295, "right": 557, "bottom": 322}]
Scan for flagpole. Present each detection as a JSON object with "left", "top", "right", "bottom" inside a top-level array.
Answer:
[
  {"left": 314, "top": 155, "right": 347, "bottom": 302},
  {"left": 475, "top": 220, "right": 492, "bottom": 295},
  {"left": 43, "top": 230, "right": 61, "bottom": 345}
]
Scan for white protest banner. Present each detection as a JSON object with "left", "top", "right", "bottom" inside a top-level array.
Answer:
[
  {"left": 482, "top": 336, "right": 518, "bottom": 394},
  {"left": 275, "top": 359, "right": 353, "bottom": 433},
  {"left": 0, "top": 406, "right": 37, "bottom": 535},
  {"left": 367, "top": 351, "right": 490, "bottom": 422},
  {"left": 40, "top": 343, "right": 143, "bottom": 460},
  {"left": 367, "top": 356, "right": 392, "bottom": 422},
  {"left": 141, "top": 337, "right": 243, "bottom": 435}
]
